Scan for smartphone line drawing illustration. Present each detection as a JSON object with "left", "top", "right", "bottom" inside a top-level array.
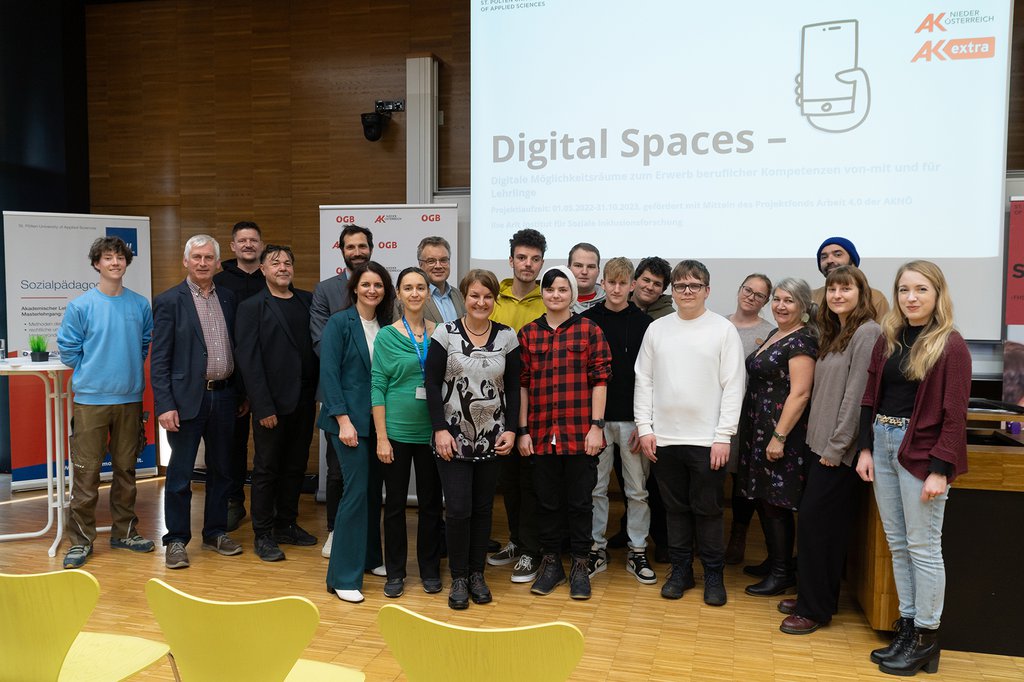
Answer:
[{"left": 800, "top": 20, "right": 858, "bottom": 116}]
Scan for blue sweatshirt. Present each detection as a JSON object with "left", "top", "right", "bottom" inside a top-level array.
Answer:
[{"left": 57, "top": 287, "right": 153, "bottom": 404}]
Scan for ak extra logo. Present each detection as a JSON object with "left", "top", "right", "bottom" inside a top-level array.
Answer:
[{"left": 912, "top": 11, "right": 996, "bottom": 62}]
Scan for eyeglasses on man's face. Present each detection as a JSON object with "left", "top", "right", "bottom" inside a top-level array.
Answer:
[
  {"left": 419, "top": 257, "right": 450, "bottom": 267},
  {"left": 672, "top": 282, "right": 707, "bottom": 294}
]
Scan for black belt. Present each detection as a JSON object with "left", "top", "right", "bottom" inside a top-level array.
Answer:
[{"left": 204, "top": 378, "right": 230, "bottom": 391}]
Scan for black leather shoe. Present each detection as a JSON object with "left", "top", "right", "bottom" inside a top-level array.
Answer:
[
  {"left": 274, "top": 523, "right": 317, "bottom": 546},
  {"left": 744, "top": 570, "right": 796, "bottom": 596},
  {"left": 384, "top": 578, "right": 405, "bottom": 598},
  {"left": 468, "top": 572, "right": 492, "bottom": 604},
  {"left": 423, "top": 577, "right": 443, "bottom": 594},
  {"left": 254, "top": 534, "right": 285, "bottom": 562},
  {"left": 879, "top": 627, "right": 940, "bottom": 676},
  {"left": 448, "top": 577, "right": 469, "bottom": 610},
  {"left": 871, "top": 617, "right": 916, "bottom": 664},
  {"left": 660, "top": 563, "right": 695, "bottom": 600}
]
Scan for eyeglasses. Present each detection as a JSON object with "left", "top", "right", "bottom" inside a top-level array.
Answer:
[
  {"left": 419, "top": 257, "right": 450, "bottom": 266},
  {"left": 672, "top": 282, "right": 707, "bottom": 294},
  {"left": 739, "top": 285, "right": 768, "bottom": 303}
]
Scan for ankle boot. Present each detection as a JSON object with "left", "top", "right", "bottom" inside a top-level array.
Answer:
[
  {"left": 724, "top": 521, "right": 748, "bottom": 565},
  {"left": 744, "top": 513, "right": 795, "bottom": 596},
  {"left": 870, "top": 617, "right": 915, "bottom": 664},
  {"left": 879, "top": 627, "right": 940, "bottom": 676}
]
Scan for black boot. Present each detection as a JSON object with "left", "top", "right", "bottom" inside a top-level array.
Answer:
[
  {"left": 743, "top": 556, "right": 770, "bottom": 577},
  {"left": 530, "top": 554, "right": 566, "bottom": 596},
  {"left": 879, "top": 627, "right": 940, "bottom": 676},
  {"left": 871, "top": 617, "right": 915, "bottom": 664},
  {"left": 744, "top": 513, "right": 795, "bottom": 597}
]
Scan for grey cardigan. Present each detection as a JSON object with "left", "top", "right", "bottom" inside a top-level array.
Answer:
[{"left": 805, "top": 321, "right": 882, "bottom": 466}]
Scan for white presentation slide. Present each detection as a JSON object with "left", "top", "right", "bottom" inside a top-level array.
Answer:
[{"left": 471, "top": 1, "right": 1013, "bottom": 340}]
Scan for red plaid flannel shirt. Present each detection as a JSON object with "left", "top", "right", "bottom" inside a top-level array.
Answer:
[{"left": 519, "top": 314, "right": 612, "bottom": 455}]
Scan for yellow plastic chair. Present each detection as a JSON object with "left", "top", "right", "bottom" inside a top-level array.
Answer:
[
  {"left": 0, "top": 569, "right": 169, "bottom": 682},
  {"left": 145, "top": 578, "right": 364, "bottom": 682},
  {"left": 376, "top": 604, "right": 585, "bottom": 682}
]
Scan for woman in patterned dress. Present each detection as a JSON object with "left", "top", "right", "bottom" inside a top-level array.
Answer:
[
  {"left": 424, "top": 269, "right": 521, "bottom": 610},
  {"left": 736, "top": 277, "right": 818, "bottom": 597}
]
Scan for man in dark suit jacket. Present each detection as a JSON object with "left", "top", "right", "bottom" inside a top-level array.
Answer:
[
  {"left": 152, "top": 235, "right": 245, "bottom": 569},
  {"left": 235, "top": 245, "right": 319, "bottom": 562}
]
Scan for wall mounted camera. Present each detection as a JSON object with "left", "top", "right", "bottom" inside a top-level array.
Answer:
[{"left": 361, "top": 100, "right": 405, "bottom": 142}]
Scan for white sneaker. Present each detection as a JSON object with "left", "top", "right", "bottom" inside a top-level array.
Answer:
[
  {"left": 335, "top": 589, "right": 364, "bottom": 603},
  {"left": 370, "top": 564, "right": 387, "bottom": 577},
  {"left": 322, "top": 531, "right": 333, "bottom": 558}
]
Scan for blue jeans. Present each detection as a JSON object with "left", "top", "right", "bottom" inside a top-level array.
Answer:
[
  {"left": 162, "top": 388, "right": 236, "bottom": 546},
  {"left": 871, "top": 418, "right": 949, "bottom": 629}
]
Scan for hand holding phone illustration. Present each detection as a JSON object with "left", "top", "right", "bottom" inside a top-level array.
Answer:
[{"left": 795, "top": 20, "right": 870, "bottom": 133}]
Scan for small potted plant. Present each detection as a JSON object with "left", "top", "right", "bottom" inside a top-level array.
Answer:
[{"left": 29, "top": 335, "right": 49, "bottom": 362}]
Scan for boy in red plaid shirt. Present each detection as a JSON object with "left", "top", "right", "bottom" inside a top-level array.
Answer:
[{"left": 517, "top": 266, "right": 612, "bottom": 600}]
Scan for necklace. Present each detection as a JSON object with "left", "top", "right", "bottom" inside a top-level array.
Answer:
[{"left": 464, "top": 317, "right": 491, "bottom": 336}]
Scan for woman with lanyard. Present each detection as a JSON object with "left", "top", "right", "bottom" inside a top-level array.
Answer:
[
  {"left": 425, "top": 269, "right": 521, "bottom": 609},
  {"left": 856, "top": 261, "right": 970, "bottom": 676},
  {"left": 372, "top": 266, "right": 444, "bottom": 598}
]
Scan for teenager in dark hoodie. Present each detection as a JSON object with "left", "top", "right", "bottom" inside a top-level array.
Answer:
[{"left": 583, "top": 257, "right": 656, "bottom": 585}]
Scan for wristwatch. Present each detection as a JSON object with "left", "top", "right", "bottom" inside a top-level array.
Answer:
[
  {"left": 772, "top": 430, "right": 787, "bottom": 443},
  {"left": 591, "top": 418, "right": 606, "bottom": 429}
]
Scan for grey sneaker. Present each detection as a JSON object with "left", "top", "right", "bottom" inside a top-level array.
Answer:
[
  {"left": 202, "top": 534, "right": 243, "bottom": 556},
  {"left": 626, "top": 550, "right": 657, "bottom": 584},
  {"left": 110, "top": 534, "right": 155, "bottom": 553},
  {"left": 63, "top": 544, "right": 92, "bottom": 569},
  {"left": 488, "top": 540, "right": 520, "bottom": 566},
  {"left": 165, "top": 541, "right": 190, "bottom": 569},
  {"left": 510, "top": 553, "right": 539, "bottom": 583},
  {"left": 587, "top": 548, "right": 608, "bottom": 577}
]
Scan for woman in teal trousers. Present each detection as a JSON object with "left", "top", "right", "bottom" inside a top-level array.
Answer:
[{"left": 321, "top": 261, "right": 395, "bottom": 603}]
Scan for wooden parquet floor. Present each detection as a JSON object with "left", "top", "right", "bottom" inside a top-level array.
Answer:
[{"left": 1, "top": 477, "right": 1022, "bottom": 681}]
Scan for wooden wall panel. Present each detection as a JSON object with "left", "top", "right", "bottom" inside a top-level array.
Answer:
[{"left": 86, "top": 0, "right": 469, "bottom": 295}]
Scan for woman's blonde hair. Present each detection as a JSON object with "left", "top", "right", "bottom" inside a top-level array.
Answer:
[{"left": 880, "top": 260, "right": 955, "bottom": 380}]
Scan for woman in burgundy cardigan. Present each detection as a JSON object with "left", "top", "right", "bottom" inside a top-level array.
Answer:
[{"left": 855, "top": 260, "right": 971, "bottom": 677}]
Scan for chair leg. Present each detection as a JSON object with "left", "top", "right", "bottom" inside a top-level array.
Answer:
[{"left": 167, "top": 652, "right": 183, "bottom": 682}]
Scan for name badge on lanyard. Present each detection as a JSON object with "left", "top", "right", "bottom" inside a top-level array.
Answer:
[{"left": 402, "top": 316, "right": 428, "bottom": 400}]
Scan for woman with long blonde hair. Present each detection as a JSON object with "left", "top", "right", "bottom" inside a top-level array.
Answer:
[{"left": 855, "top": 260, "right": 971, "bottom": 676}]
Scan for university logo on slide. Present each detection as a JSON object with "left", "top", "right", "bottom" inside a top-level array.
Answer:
[{"left": 105, "top": 226, "right": 139, "bottom": 255}]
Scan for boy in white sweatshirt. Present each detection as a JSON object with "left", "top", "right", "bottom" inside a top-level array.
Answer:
[{"left": 634, "top": 260, "right": 745, "bottom": 606}]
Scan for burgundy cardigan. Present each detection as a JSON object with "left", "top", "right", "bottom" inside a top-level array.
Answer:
[{"left": 860, "top": 331, "right": 972, "bottom": 482}]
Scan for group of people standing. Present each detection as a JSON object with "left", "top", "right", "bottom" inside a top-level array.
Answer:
[{"left": 55, "top": 225, "right": 970, "bottom": 678}]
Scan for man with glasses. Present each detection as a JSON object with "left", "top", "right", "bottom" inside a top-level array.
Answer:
[
  {"left": 634, "top": 260, "right": 745, "bottom": 606},
  {"left": 812, "top": 237, "right": 889, "bottom": 321},
  {"left": 411, "top": 236, "right": 465, "bottom": 323}
]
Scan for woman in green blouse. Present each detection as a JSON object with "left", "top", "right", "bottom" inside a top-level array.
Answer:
[{"left": 372, "top": 267, "right": 443, "bottom": 598}]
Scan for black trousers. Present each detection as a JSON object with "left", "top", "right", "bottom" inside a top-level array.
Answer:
[
  {"left": 532, "top": 454, "right": 597, "bottom": 558},
  {"left": 250, "top": 396, "right": 316, "bottom": 536},
  {"left": 498, "top": 453, "right": 540, "bottom": 556},
  {"left": 381, "top": 440, "right": 443, "bottom": 581},
  {"left": 655, "top": 444, "right": 726, "bottom": 571},
  {"left": 795, "top": 459, "right": 860, "bottom": 623},
  {"left": 227, "top": 411, "right": 252, "bottom": 504},
  {"left": 437, "top": 456, "right": 500, "bottom": 578}
]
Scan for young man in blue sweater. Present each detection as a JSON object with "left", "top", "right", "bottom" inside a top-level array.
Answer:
[{"left": 57, "top": 236, "right": 155, "bottom": 568}]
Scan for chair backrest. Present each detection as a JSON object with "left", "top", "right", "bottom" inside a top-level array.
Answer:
[
  {"left": 145, "top": 578, "right": 321, "bottom": 682},
  {"left": 376, "top": 604, "right": 585, "bottom": 682},
  {"left": 0, "top": 569, "right": 100, "bottom": 682}
]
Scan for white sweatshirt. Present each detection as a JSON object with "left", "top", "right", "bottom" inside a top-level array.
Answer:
[{"left": 633, "top": 309, "right": 746, "bottom": 447}]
